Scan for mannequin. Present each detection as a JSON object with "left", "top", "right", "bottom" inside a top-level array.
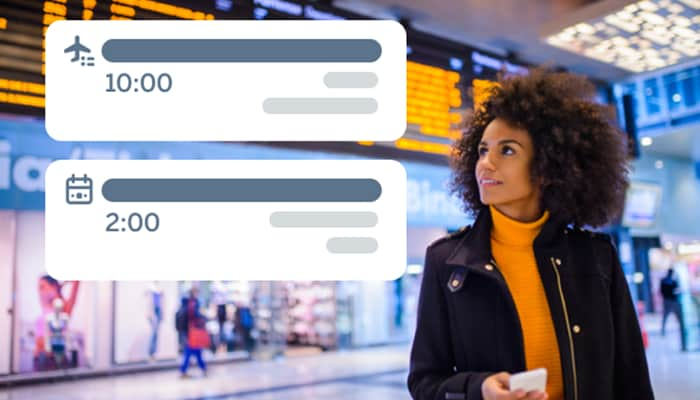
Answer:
[{"left": 45, "top": 298, "right": 70, "bottom": 368}]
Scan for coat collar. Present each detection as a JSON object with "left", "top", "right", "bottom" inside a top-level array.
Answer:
[{"left": 445, "top": 207, "right": 569, "bottom": 269}]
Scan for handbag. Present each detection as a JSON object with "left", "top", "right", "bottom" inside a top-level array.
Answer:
[{"left": 187, "top": 321, "right": 211, "bottom": 349}]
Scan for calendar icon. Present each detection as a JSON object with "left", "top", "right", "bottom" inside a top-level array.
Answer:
[{"left": 66, "top": 174, "right": 93, "bottom": 205}]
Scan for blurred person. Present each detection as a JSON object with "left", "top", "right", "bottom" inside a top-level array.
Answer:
[
  {"left": 180, "top": 295, "right": 209, "bottom": 378},
  {"left": 175, "top": 297, "right": 189, "bottom": 353},
  {"left": 408, "top": 69, "right": 653, "bottom": 400},
  {"left": 234, "top": 299, "right": 255, "bottom": 352},
  {"left": 660, "top": 268, "right": 686, "bottom": 351},
  {"left": 211, "top": 281, "right": 229, "bottom": 350},
  {"left": 189, "top": 284, "right": 200, "bottom": 301},
  {"left": 34, "top": 275, "right": 79, "bottom": 370}
]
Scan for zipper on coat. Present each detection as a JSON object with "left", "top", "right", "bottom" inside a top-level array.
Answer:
[{"left": 550, "top": 256, "right": 578, "bottom": 400}]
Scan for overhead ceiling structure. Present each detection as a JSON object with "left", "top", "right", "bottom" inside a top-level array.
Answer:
[
  {"left": 336, "top": 0, "right": 699, "bottom": 81},
  {"left": 542, "top": 0, "right": 700, "bottom": 73}
]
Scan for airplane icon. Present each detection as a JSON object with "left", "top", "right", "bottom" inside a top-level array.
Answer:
[{"left": 64, "top": 35, "right": 91, "bottom": 62}]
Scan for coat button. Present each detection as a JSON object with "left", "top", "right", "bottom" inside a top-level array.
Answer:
[
  {"left": 573, "top": 325, "right": 581, "bottom": 334},
  {"left": 484, "top": 264, "right": 494, "bottom": 271},
  {"left": 555, "top": 258, "right": 562, "bottom": 266}
]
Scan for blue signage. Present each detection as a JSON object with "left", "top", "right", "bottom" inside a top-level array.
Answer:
[{"left": 0, "top": 119, "right": 470, "bottom": 228}]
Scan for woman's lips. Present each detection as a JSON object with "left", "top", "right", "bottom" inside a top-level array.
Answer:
[{"left": 479, "top": 179, "right": 503, "bottom": 187}]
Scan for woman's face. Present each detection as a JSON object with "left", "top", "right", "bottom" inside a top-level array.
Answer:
[
  {"left": 475, "top": 118, "right": 542, "bottom": 220},
  {"left": 39, "top": 278, "right": 60, "bottom": 308}
]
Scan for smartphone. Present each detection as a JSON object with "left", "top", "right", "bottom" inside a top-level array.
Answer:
[{"left": 509, "top": 368, "right": 547, "bottom": 393}]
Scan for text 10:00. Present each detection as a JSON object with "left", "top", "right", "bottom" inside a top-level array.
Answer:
[{"left": 106, "top": 73, "right": 172, "bottom": 93}]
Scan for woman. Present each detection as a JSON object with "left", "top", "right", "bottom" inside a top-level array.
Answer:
[
  {"left": 408, "top": 70, "right": 653, "bottom": 400},
  {"left": 180, "top": 294, "right": 209, "bottom": 378}
]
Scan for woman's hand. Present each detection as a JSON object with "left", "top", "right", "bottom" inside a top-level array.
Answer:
[{"left": 481, "top": 372, "right": 548, "bottom": 400}]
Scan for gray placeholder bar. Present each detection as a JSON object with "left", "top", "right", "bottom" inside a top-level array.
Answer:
[
  {"left": 324, "top": 72, "right": 378, "bottom": 88},
  {"left": 270, "top": 211, "right": 378, "bottom": 228},
  {"left": 263, "top": 98, "right": 378, "bottom": 114},
  {"left": 102, "top": 39, "right": 381, "bottom": 63},
  {"left": 102, "top": 179, "right": 381, "bottom": 202},
  {"left": 326, "top": 237, "right": 378, "bottom": 254}
]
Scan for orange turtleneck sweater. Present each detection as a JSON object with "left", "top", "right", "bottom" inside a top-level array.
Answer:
[{"left": 489, "top": 206, "right": 563, "bottom": 399}]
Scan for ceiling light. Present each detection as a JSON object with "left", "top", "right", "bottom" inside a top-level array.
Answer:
[
  {"left": 674, "top": 16, "right": 692, "bottom": 27},
  {"left": 655, "top": 160, "right": 664, "bottom": 169},
  {"left": 641, "top": 136, "right": 653, "bottom": 146},
  {"left": 638, "top": 1, "right": 659, "bottom": 12},
  {"left": 576, "top": 23, "right": 596, "bottom": 34},
  {"left": 543, "top": 0, "right": 700, "bottom": 73}
]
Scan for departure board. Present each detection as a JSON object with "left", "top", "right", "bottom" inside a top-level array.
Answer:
[
  {"left": 0, "top": 0, "right": 369, "bottom": 116},
  {"left": 0, "top": 0, "right": 235, "bottom": 116},
  {"left": 0, "top": 0, "right": 523, "bottom": 158}
]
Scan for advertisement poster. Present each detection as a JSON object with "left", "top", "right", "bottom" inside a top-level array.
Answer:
[
  {"left": 12, "top": 211, "right": 96, "bottom": 373},
  {"left": 114, "top": 281, "right": 179, "bottom": 363}
]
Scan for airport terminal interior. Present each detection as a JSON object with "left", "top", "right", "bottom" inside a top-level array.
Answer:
[{"left": 1, "top": 0, "right": 700, "bottom": 399}]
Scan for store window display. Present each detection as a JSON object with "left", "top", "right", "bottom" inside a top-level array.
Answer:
[
  {"left": 32, "top": 277, "right": 80, "bottom": 371},
  {"left": 335, "top": 282, "right": 355, "bottom": 350},
  {"left": 177, "top": 281, "right": 257, "bottom": 357},
  {"left": 251, "top": 281, "right": 287, "bottom": 359},
  {"left": 12, "top": 211, "right": 96, "bottom": 374},
  {"left": 285, "top": 282, "right": 337, "bottom": 353},
  {"left": 14, "top": 274, "right": 90, "bottom": 372}
]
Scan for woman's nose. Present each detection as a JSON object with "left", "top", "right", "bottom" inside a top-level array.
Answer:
[{"left": 477, "top": 152, "right": 496, "bottom": 171}]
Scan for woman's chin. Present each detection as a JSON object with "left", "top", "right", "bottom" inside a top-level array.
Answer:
[{"left": 480, "top": 196, "right": 497, "bottom": 206}]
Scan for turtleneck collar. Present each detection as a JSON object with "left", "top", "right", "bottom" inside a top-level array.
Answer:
[{"left": 490, "top": 205, "right": 550, "bottom": 248}]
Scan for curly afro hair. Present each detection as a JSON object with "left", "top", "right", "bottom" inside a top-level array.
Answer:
[{"left": 450, "top": 68, "right": 630, "bottom": 228}]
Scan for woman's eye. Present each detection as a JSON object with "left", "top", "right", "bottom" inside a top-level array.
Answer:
[
  {"left": 502, "top": 146, "right": 515, "bottom": 155},
  {"left": 478, "top": 147, "right": 488, "bottom": 157}
]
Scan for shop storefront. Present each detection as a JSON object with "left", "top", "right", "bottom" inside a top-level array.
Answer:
[
  {"left": 0, "top": 118, "right": 469, "bottom": 376},
  {"left": 648, "top": 244, "right": 700, "bottom": 352},
  {"left": 0, "top": 210, "right": 14, "bottom": 375}
]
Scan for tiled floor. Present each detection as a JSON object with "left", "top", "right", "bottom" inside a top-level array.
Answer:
[{"left": 1, "top": 314, "right": 698, "bottom": 400}]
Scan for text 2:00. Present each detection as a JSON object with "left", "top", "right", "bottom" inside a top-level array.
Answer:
[
  {"left": 106, "top": 73, "right": 172, "bottom": 93},
  {"left": 106, "top": 212, "right": 160, "bottom": 232}
]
